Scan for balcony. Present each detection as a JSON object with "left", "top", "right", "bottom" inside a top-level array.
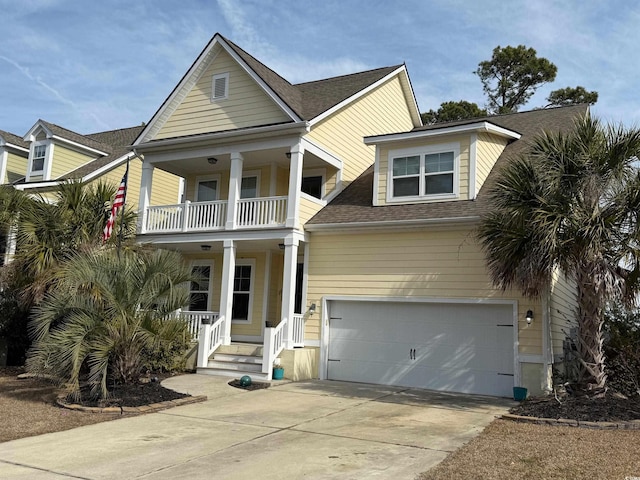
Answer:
[{"left": 143, "top": 196, "right": 288, "bottom": 234}]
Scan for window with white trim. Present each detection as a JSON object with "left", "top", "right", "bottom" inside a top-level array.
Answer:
[
  {"left": 232, "top": 262, "right": 254, "bottom": 322},
  {"left": 32, "top": 144, "right": 47, "bottom": 173},
  {"left": 388, "top": 143, "right": 459, "bottom": 201},
  {"left": 212, "top": 72, "right": 229, "bottom": 101},
  {"left": 196, "top": 177, "right": 219, "bottom": 202},
  {"left": 240, "top": 175, "right": 258, "bottom": 199},
  {"left": 189, "top": 262, "right": 213, "bottom": 311}
]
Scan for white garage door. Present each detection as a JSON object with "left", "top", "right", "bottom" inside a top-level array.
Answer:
[{"left": 327, "top": 301, "right": 515, "bottom": 397}]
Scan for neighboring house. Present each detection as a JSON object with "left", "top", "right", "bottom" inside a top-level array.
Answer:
[
  {"left": 1, "top": 120, "right": 182, "bottom": 264},
  {"left": 135, "top": 33, "right": 581, "bottom": 396},
  {"left": 0, "top": 129, "right": 29, "bottom": 185}
]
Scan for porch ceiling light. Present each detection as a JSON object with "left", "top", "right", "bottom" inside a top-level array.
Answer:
[
  {"left": 200, "top": 244, "right": 212, "bottom": 251},
  {"left": 525, "top": 310, "right": 534, "bottom": 325},
  {"left": 285, "top": 152, "right": 292, "bottom": 159},
  {"left": 207, "top": 157, "right": 218, "bottom": 165},
  {"left": 278, "top": 243, "right": 285, "bottom": 250}
]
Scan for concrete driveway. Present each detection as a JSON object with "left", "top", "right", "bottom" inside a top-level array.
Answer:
[{"left": 0, "top": 375, "right": 513, "bottom": 479}]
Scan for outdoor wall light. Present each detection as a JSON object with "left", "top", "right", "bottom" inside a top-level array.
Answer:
[
  {"left": 309, "top": 303, "right": 316, "bottom": 315},
  {"left": 207, "top": 157, "right": 218, "bottom": 165},
  {"left": 525, "top": 310, "right": 534, "bottom": 325},
  {"left": 278, "top": 243, "right": 285, "bottom": 250},
  {"left": 200, "top": 244, "right": 212, "bottom": 251},
  {"left": 285, "top": 152, "right": 292, "bottom": 159}
]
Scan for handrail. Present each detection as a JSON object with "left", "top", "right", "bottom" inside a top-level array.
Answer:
[
  {"left": 262, "top": 318, "right": 287, "bottom": 379},
  {"left": 291, "top": 314, "right": 305, "bottom": 347}
]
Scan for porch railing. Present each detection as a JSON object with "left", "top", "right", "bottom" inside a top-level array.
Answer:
[
  {"left": 181, "top": 310, "right": 219, "bottom": 341},
  {"left": 263, "top": 319, "right": 287, "bottom": 380},
  {"left": 145, "top": 201, "right": 227, "bottom": 233},
  {"left": 236, "top": 196, "right": 287, "bottom": 228},
  {"left": 291, "top": 314, "right": 305, "bottom": 347}
]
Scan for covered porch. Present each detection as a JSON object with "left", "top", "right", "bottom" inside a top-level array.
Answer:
[{"left": 164, "top": 235, "right": 315, "bottom": 381}]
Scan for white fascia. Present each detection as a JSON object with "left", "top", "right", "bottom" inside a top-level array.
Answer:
[
  {"left": 14, "top": 180, "right": 60, "bottom": 191},
  {"left": 305, "top": 216, "right": 480, "bottom": 233},
  {"left": 301, "top": 138, "right": 343, "bottom": 170},
  {"left": 308, "top": 65, "right": 407, "bottom": 127},
  {"left": 135, "top": 121, "right": 310, "bottom": 153},
  {"left": 364, "top": 122, "right": 521, "bottom": 145}
]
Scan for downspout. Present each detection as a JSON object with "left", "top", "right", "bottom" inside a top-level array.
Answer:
[{"left": 542, "top": 284, "right": 554, "bottom": 393}]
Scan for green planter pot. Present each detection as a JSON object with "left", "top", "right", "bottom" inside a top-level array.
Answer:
[
  {"left": 273, "top": 367, "right": 284, "bottom": 380},
  {"left": 513, "top": 387, "right": 528, "bottom": 401}
]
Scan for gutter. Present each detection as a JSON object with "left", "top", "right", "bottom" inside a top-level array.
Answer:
[
  {"left": 305, "top": 215, "right": 480, "bottom": 232},
  {"left": 134, "top": 121, "right": 310, "bottom": 150}
]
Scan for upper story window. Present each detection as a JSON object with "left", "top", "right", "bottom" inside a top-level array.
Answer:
[
  {"left": 32, "top": 144, "right": 47, "bottom": 173},
  {"left": 388, "top": 142, "right": 459, "bottom": 202},
  {"left": 212, "top": 72, "right": 229, "bottom": 102},
  {"left": 302, "top": 176, "right": 323, "bottom": 199}
]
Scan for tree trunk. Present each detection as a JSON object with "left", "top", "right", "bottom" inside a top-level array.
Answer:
[{"left": 575, "top": 267, "right": 607, "bottom": 390}]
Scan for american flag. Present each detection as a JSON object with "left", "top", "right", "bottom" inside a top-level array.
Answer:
[{"left": 103, "top": 171, "right": 128, "bottom": 242}]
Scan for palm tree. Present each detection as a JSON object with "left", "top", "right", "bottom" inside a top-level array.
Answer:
[
  {"left": 478, "top": 115, "right": 640, "bottom": 390},
  {"left": 27, "top": 247, "right": 192, "bottom": 400}
]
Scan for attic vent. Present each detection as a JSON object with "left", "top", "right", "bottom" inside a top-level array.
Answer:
[{"left": 212, "top": 72, "right": 229, "bottom": 101}]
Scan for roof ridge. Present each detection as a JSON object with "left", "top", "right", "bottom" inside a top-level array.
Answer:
[
  {"left": 85, "top": 125, "right": 145, "bottom": 137},
  {"left": 294, "top": 64, "right": 403, "bottom": 86}
]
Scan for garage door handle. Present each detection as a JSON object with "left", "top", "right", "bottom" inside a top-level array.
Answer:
[
  {"left": 327, "top": 359, "right": 341, "bottom": 362},
  {"left": 409, "top": 348, "right": 416, "bottom": 360}
]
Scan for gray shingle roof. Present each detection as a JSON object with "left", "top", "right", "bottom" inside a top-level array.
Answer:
[
  {"left": 222, "top": 35, "right": 402, "bottom": 121},
  {"left": 0, "top": 129, "right": 28, "bottom": 149},
  {"left": 307, "top": 104, "right": 589, "bottom": 226},
  {"left": 64, "top": 125, "right": 144, "bottom": 179},
  {"left": 39, "top": 120, "right": 112, "bottom": 154}
]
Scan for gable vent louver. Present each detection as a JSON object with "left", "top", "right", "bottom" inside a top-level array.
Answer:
[{"left": 212, "top": 73, "right": 229, "bottom": 101}]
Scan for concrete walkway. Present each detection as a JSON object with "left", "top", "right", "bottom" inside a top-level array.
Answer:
[{"left": 0, "top": 375, "right": 514, "bottom": 479}]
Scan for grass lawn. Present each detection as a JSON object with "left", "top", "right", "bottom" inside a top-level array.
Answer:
[{"left": 419, "top": 419, "right": 640, "bottom": 480}]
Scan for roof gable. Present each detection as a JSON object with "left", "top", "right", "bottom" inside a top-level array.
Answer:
[
  {"left": 134, "top": 34, "right": 422, "bottom": 145},
  {"left": 24, "top": 120, "right": 110, "bottom": 156}
]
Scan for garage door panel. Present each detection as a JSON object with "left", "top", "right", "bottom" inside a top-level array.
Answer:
[{"left": 328, "top": 301, "right": 515, "bottom": 397}]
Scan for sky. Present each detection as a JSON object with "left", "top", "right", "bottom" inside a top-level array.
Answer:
[{"left": 1, "top": 0, "right": 639, "bottom": 136}]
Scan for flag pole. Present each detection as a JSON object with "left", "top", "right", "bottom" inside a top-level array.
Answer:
[{"left": 117, "top": 158, "right": 130, "bottom": 256}]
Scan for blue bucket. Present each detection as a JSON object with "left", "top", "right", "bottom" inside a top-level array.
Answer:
[
  {"left": 513, "top": 387, "right": 528, "bottom": 401},
  {"left": 273, "top": 367, "right": 284, "bottom": 380}
]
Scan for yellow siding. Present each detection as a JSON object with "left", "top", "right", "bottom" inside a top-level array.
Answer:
[
  {"left": 550, "top": 269, "right": 577, "bottom": 355},
  {"left": 306, "top": 76, "right": 414, "bottom": 186},
  {"left": 476, "top": 132, "right": 508, "bottom": 194},
  {"left": 5, "top": 151, "right": 27, "bottom": 183},
  {"left": 155, "top": 49, "right": 290, "bottom": 140},
  {"left": 50, "top": 144, "right": 95, "bottom": 179},
  {"left": 306, "top": 228, "right": 542, "bottom": 354},
  {"left": 93, "top": 160, "right": 182, "bottom": 209},
  {"left": 377, "top": 134, "right": 471, "bottom": 205},
  {"left": 299, "top": 196, "right": 325, "bottom": 227}
]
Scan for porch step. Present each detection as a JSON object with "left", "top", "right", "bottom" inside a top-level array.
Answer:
[
  {"left": 197, "top": 367, "right": 269, "bottom": 382},
  {"left": 216, "top": 343, "right": 264, "bottom": 356},
  {"left": 207, "top": 359, "right": 263, "bottom": 372},
  {"left": 213, "top": 353, "right": 262, "bottom": 364}
]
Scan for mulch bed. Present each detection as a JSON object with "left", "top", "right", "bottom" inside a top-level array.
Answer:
[
  {"left": 511, "top": 392, "right": 640, "bottom": 422},
  {"left": 228, "top": 378, "right": 270, "bottom": 391},
  {"left": 71, "top": 377, "right": 189, "bottom": 408}
]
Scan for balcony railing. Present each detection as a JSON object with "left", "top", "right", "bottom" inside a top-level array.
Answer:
[{"left": 144, "top": 197, "right": 286, "bottom": 234}]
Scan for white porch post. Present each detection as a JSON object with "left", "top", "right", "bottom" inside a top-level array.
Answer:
[
  {"left": 226, "top": 151, "right": 243, "bottom": 230},
  {"left": 286, "top": 143, "right": 304, "bottom": 228},
  {"left": 220, "top": 239, "right": 236, "bottom": 345},
  {"left": 137, "top": 161, "right": 154, "bottom": 234},
  {"left": 281, "top": 235, "right": 299, "bottom": 349},
  {"left": 3, "top": 224, "right": 17, "bottom": 265}
]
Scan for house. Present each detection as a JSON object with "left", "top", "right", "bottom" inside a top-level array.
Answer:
[
  {"left": 1, "top": 120, "right": 183, "bottom": 264},
  {"left": 133, "top": 32, "right": 581, "bottom": 396}
]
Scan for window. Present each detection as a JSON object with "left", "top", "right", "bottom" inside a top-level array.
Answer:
[
  {"left": 389, "top": 143, "right": 458, "bottom": 200},
  {"left": 232, "top": 264, "right": 253, "bottom": 322},
  {"left": 189, "top": 264, "right": 212, "bottom": 311},
  {"left": 301, "top": 176, "right": 323, "bottom": 199},
  {"left": 240, "top": 176, "right": 258, "bottom": 199},
  {"left": 212, "top": 72, "right": 229, "bottom": 101},
  {"left": 32, "top": 144, "right": 46, "bottom": 173},
  {"left": 197, "top": 179, "right": 218, "bottom": 201}
]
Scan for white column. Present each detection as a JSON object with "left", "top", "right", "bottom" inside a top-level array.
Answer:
[
  {"left": 3, "top": 224, "right": 17, "bottom": 265},
  {"left": 226, "top": 152, "right": 243, "bottom": 230},
  {"left": 0, "top": 148, "right": 8, "bottom": 185},
  {"left": 286, "top": 143, "right": 304, "bottom": 228},
  {"left": 280, "top": 235, "right": 299, "bottom": 349},
  {"left": 137, "top": 161, "right": 154, "bottom": 234},
  {"left": 220, "top": 239, "right": 236, "bottom": 345}
]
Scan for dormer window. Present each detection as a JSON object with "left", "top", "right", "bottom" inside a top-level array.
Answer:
[
  {"left": 387, "top": 142, "right": 459, "bottom": 202},
  {"left": 212, "top": 72, "right": 229, "bottom": 101},
  {"left": 32, "top": 144, "right": 46, "bottom": 173}
]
